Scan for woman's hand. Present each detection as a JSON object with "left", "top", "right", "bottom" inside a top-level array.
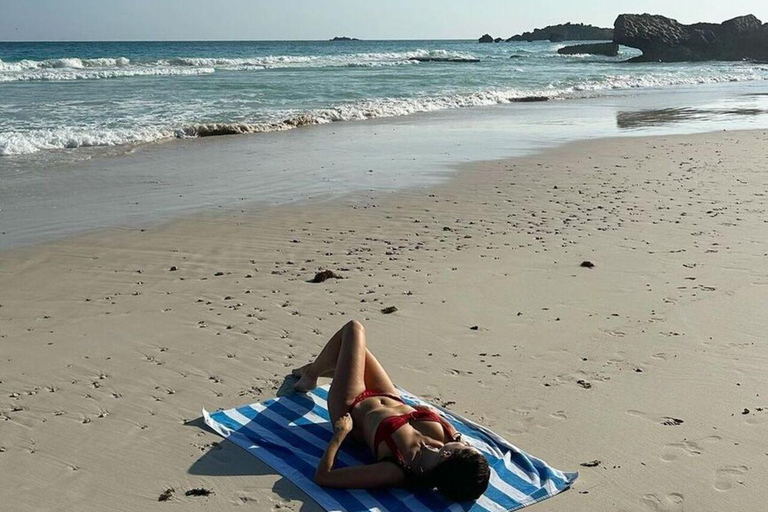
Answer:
[{"left": 334, "top": 413, "right": 353, "bottom": 435}]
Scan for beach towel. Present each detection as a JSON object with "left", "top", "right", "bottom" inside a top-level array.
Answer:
[{"left": 203, "top": 385, "right": 577, "bottom": 512}]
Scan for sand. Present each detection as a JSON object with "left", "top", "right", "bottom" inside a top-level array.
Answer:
[{"left": 1, "top": 129, "right": 766, "bottom": 512}]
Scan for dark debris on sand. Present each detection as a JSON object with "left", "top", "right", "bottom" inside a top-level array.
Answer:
[
  {"left": 309, "top": 270, "right": 342, "bottom": 283},
  {"left": 381, "top": 306, "right": 398, "bottom": 314},
  {"left": 185, "top": 488, "right": 213, "bottom": 497},
  {"left": 580, "top": 260, "right": 595, "bottom": 268},
  {"left": 580, "top": 460, "right": 601, "bottom": 467},
  {"left": 158, "top": 488, "right": 174, "bottom": 501}
]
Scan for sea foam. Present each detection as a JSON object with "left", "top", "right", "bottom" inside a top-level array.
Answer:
[
  {"left": 0, "top": 50, "right": 478, "bottom": 82},
  {"left": 5, "top": 68, "right": 767, "bottom": 156}
]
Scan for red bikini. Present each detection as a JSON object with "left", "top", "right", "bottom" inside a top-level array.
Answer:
[{"left": 349, "top": 390, "right": 453, "bottom": 468}]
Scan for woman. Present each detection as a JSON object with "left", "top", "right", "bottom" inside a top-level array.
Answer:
[{"left": 291, "top": 320, "right": 490, "bottom": 501}]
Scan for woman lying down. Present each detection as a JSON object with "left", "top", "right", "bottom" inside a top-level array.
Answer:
[{"left": 291, "top": 320, "right": 490, "bottom": 501}]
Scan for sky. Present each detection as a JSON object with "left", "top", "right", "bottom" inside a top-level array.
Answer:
[{"left": 1, "top": 0, "right": 767, "bottom": 41}]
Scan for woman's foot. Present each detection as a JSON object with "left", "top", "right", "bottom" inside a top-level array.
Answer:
[{"left": 292, "top": 364, "right": 318, "bottom": 392}]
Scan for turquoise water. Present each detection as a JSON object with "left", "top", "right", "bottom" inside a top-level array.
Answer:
[{"left": 3, "top": 39, "right": 768, "bottom": 156}]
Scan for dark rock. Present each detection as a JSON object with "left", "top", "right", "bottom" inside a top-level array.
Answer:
[
  {"left": 158, "top": 488, "right": 174, "bottom": 502},
  {"left": 330, "top": 36, "right": 360, "bottom": 41},
  {"left": 580, "top": 260, "right": 595, "bottom": 268},
  {"left": 381, "top": 306, "right": 398, "bottom": 314},
  {"left": 479, "top": 34, "right": 494, "bottom": 43},
  {"left": 558, "top": 42, "right": 620, "bottom": 56},
  {"left": 309, "top": 270, "right": 342, "bottom": 283},
  {"left": 494, "top": 37, "right": 503, "bottom": 43},
  {"left": 169, "top": 266, "right": 178, "bottom": 271},
  {"left": 510, "top": 96, "right": 549, "bottom": 102},
  {"left": 177, "top": 123, "right": 253, "bottom": 138},
  {"left": 508, "top": 23, "right": 613, "bottom": 42},
  {"left": 613, "top": 13, "right": 768, "bottom": 62},
  {"left": 580, "top": 460, "right": 601, "bottom": 467},
  {"left": 470, "top": 325, "right": 479, "bottom": 330},
  {"left": 409, "top": 56, "right": 480, "bottom": 63},
  {"left": 576, "top": 379, "right": 592, "bottom": 389},
  {"left": 742, "top": 408, "right": 750, "bottom": 414},
  {"left": 184, "top": 488, "right": 213, "bottom": 497}
]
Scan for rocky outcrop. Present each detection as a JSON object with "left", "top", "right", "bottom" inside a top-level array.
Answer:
[
  {"left": 614, "top": 14, "right": 768, "bottom": 62},
  {"left": 330, "top": 36, "right": 360, "bottom": 41},
  {"left": 558, "top": 42, "right": 619, "bottom": 56},
  {"left": 478, "top": 34, "right": 494, "bottom": 43},
  {"left": 409, "top": 56, "right": 480, "bottom": 63},
  {"left": 508, "top": 23, "right": 613, "bottom": 42}
]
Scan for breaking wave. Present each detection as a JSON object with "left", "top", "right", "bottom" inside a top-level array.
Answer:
[
  {"left": 0, "top": 50, "right": 479, "bottom": 82},
  {"left": 4, "top": 67, "right": 768, "bottom": 156}
]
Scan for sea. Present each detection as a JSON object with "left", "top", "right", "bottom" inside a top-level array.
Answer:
[
  {"left": 2, "top": 40, "right": 768, "bottom": 248},
  {"left": 2, "top": 39, "right": 768, "bottom": 157}
]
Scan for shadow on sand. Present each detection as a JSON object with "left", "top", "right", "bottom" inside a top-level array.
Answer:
[{"left": 184, "top": 393, "right": 325, "bottom": 512}]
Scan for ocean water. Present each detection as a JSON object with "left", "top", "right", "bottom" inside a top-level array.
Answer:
[{"left": 3, "top": 39, "right": 768, "bottom": 157}]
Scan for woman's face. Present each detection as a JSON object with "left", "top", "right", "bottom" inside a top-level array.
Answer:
[{"left": 413, "top": 440, "right": 481, "bottom": 474}]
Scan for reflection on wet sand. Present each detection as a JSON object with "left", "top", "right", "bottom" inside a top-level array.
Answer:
[{"left": 617, "top": 107, "right": 766, "bottom": 129}]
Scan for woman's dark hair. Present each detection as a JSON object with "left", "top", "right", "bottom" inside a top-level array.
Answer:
[{"left": 430, "top": 449, "right": 490, "bottom": 501}]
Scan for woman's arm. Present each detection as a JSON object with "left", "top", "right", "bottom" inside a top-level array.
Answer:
[{"left": 314, "top": 413, "right": 404, "bottom": 488}]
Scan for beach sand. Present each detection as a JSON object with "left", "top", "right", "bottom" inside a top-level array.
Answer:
[{"left": 1, "top": 129, "right": 766, "bottom": 511}]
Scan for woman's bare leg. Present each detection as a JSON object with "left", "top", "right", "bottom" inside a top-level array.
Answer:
[
  {"left": 292, "top": 322, "right": 351, "bottom": 392},
  {"left": 292, "top": 320, "right": 398, "bottom": 422}
]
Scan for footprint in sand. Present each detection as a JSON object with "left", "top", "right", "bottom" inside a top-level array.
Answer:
[
  {"left": 661, "top": 440, "right": 702, "bottom": 461},
  {"left": 714, "top": 465, "right": 749, "bottom": 491},
  {"left": 661, "top": 435, "right": 721, "bottom": 461},
  {"left": 642, "top": 493, "right": 684, "bottom": 512},
  {"left": 627, "top": 410, "right": 686, "bottom": 427},
  {"left": 550, "top": 410, "right": 568, "bottom": 422}
]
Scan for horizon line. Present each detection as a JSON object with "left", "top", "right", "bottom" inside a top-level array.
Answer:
[{"left": 1, "top": 38, "right": 486, "bottom": 44}]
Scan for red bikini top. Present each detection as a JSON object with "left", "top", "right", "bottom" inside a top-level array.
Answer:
[{"left": 374, "top": 406, "right": 453, "bottom": 466}]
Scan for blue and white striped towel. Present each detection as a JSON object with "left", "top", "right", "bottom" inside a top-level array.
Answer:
[{"left": 203, "top": 385, "right": 577, "bottom": 512}]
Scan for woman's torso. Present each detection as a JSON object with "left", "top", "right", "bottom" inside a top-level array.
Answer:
[{"left": 350, "top": 396, "right": 446, "bottom": 464}]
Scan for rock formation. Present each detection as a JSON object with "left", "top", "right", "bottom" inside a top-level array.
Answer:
[
  {"left": 330, "top": 36, "right": 360, "bottom": 41},
  {"left": 409, "top": 56, "right": 480, "bottom": 63},
  {"left": 558, "top": 42, "right": 619, "bottom": 56},
  {"left": 478, "top": 34, "right": 494, "bottom": 43},
  {"left": 507, "top": 23, "right": 613, "bottom": 42},
  {"left": 613, "top": 14, "right": 768, "bottom": 62}
]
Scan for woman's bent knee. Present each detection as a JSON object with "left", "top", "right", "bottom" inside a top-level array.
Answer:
[{"left": 346, "top": 319, "right": 365, "bottom": 333}]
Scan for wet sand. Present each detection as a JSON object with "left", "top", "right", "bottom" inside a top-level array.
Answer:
[{"left": 1, "top": 129, "right": 767, "bottom": 511}]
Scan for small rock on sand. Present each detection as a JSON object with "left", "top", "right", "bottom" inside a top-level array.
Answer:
[
  {"left": 158, "top": 488, "right": 174, "bottom": 502},
  {"left": 576, "top": 379, "right": 592, "bottom": 389},
  {"left": 580, "top": 460, "right": 601, "bottom": 467},
  {"left": 309, "top": 270, "right": 342, "bottom": 283},
  {"left": 381, "top": 306, "right": 398, "bottom": 314},
  {"left": 580, "top": 261, "right": 595, "bottom": 268},
  {"left": 184, "top": 488, "right": 213, "bottom": 497}
]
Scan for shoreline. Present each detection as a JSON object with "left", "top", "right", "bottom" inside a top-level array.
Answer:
[
  {"left": 3, "top": 79, "right": 768, "bottom": 252},
  {"left": 1, "top": 128, "right": 767, "bottom": 511}
]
